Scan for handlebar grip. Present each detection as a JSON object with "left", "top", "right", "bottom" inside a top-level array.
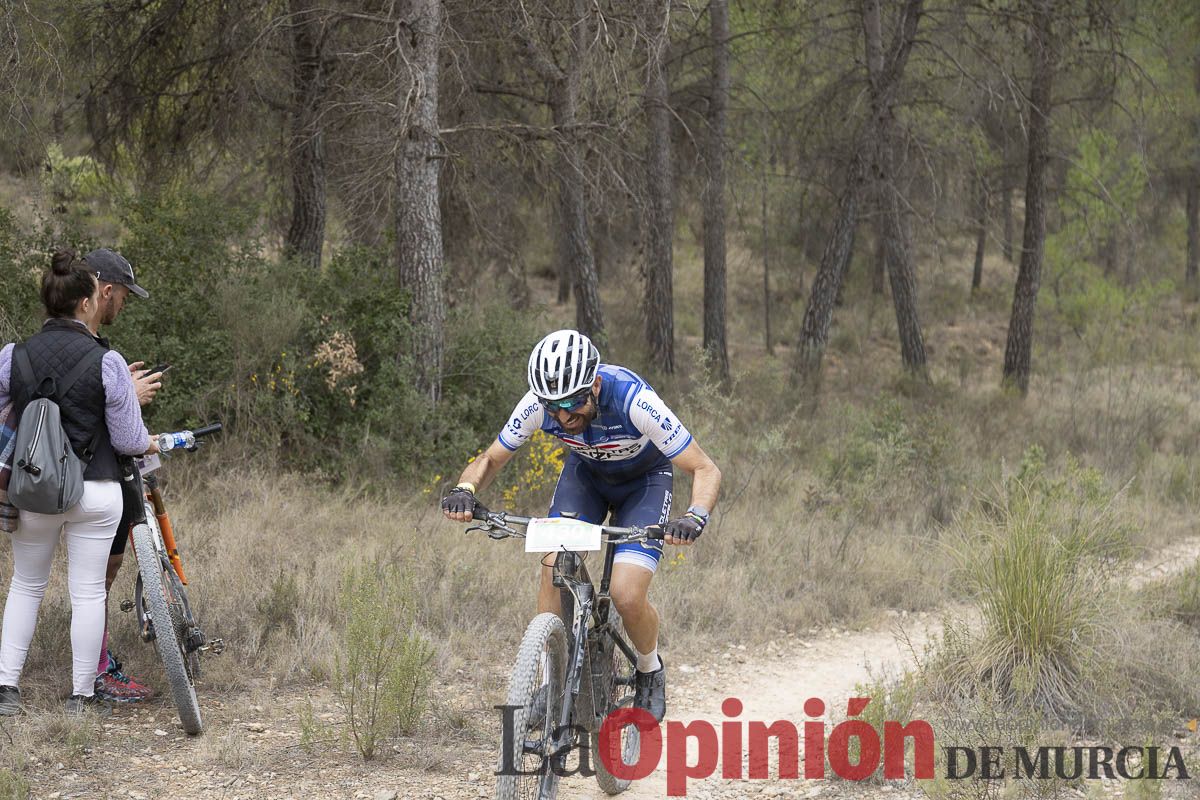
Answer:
[
  {"left": 646, "top": 525, "right": 666, "bottom": 540},
  {"left": 192, "top": 423, "right": 223, "bottom": 439},
  {"left": 472, "top": 502, "right": 491, "bottom": 520}
]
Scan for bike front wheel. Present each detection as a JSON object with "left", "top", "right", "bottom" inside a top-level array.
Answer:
[
  {"left": 496, "top": 612, "right": 568, "bottom": 800},
  {"left": 131, "top": 521, "right": 203, "bottom": 735}
]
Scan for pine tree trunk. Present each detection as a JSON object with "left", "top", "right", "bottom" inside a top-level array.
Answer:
[
  {"left": 762, "top": 165, "right": 774, "bottom": 355},
  {"left": 971, "top": 177, "right": 988, "bottom": 293},
  {"left": 872, "top": 205, "right": 887, "bottom": 295},
  {"left": 1002, "top": 0, "right": 1055, "bottom": 396},
  {"left": 643, "top": 0, "right": 674, "bottom": 373},
  {"left": 284, "top": 0, "right": 327, "bottom": 269},
  {"left": 702, "top": 0, "right": 730, "bottom": 383},
  {"left": 795, "top": 0, "right": 923, "bottom": 393},
  {"left": 394, "top": 0, "right": 444, "bottom": 404},
  {"left": 878, "top": 131, "right": 927, "bottom": 375},
  {"left": 1001, "top": 182, "right": 1014, "bottom": 263},
  {"left": 796, "top": 150, "right": 868, "bottom": 391},
  {"left": 1186, "top": 178, "right": 1198, "bottom": 292},
  {"left": 551, "top": 84, "right": 605, "bottom": 341},
  {"left": 865, "top": 0, "right": 926, "bottom": 375}
]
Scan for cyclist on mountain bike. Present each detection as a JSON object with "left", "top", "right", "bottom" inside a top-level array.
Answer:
[{"left": 442, "top": 329, "right": 721, "bottom": 722}]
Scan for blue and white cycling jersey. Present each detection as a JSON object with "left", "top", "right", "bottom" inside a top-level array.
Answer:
[{"left": 497, "top": 364, "right": 693, "bottom": 482}]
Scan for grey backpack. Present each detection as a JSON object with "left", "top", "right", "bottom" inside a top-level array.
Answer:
[{"left": 8, "top": 344, "right": 105, "bottom": 515}]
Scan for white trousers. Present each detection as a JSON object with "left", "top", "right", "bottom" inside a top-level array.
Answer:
[{"left": 0, "top": 480, "right": 121, "bottom": 696}]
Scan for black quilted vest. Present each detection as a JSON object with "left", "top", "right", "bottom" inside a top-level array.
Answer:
[{"left": 9, "top": 318, "right": 121, "bottom": 482}]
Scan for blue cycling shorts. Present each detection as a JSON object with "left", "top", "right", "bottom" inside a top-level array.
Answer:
[{"left": 548, "top": 453, "right": 671, "bottom": 573}]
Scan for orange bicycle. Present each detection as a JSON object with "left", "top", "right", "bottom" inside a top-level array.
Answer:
[{"left": 120, "top": 422, "right": 223, "bottom": 735}]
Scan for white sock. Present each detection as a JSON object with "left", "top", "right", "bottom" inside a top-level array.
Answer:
[{"left": 636, "top": 647, "right": 661, "bottom": 673}]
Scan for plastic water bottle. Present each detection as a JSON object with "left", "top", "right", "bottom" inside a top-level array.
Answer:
[{"left": 157, "top": 431, "right": 195, "bottom": 453}]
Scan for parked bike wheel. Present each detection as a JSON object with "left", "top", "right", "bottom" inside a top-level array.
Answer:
[
  {"left": 496, "top": 612, "right": 568, "bottom": 800},
  {"left": 132, "top": 520, "right": 203, "bottom": 735},
  {"left": 586, "top": 606, "right": 641, "bottom": 795}
]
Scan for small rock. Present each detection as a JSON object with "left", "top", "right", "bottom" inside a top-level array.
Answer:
[
  {"left": 468, "top": 772, "right": 480, "bottom": 782},
  {"left": 245, "top": 722, "right": 267, "bottom": 733},
  {"left": 679, "top": 664, "right": 696, "bottom": 673},
  {"left": 154, "top": 729, "right": 168, "bottom": 736},
  {"left": 374, "top": 791, "right": 398, "bottom": 800}
]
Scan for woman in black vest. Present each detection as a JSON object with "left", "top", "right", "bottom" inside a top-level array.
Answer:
[{"left": 0, "top": 250, "right": 157, "bottom": 716}]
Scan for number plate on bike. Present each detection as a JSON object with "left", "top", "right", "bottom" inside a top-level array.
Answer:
[
  {"left": 134, "top": 454, "right": 162, "bottom": 475},
  {"left": 524, "top": 517, "right": 603, "bottom": 552}
]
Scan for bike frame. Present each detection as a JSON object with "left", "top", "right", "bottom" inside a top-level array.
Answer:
[
  {"left": 547, "top": 540, "right": 639, "bottom": 764},
  {"left": 143, "top": 473, "right": 188, "bottom": 584}
]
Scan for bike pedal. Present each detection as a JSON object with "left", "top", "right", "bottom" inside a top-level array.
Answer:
[
  {"left": 141, "top": 621, "right": 156, "bottom": 643},
  {"left": 199, "top": 638, "right": 225, "bottom": 655},
  {"left": 119, "top": 599, "right": 134, "bottom": 613}
]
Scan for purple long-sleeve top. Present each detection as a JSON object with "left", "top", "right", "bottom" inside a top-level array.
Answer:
[{"left": 0, "top": 330, "right": 149, "bottom": 456}]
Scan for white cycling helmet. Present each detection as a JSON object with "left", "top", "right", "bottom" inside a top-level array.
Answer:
[{"left": 527, "top": 329, "right": 600, "bottom": 400}]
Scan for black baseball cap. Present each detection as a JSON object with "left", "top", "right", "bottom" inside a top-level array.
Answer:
[{"left": 85, "top": 249, "right": 149, "bottom": 299}]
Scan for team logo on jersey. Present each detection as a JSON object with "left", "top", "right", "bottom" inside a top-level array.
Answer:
[
  {"left": 558, "top": 435, "right": 645, "bottom": 461},
  {"left": 636, "top": 398, "right": 662, "bottom": 422}
]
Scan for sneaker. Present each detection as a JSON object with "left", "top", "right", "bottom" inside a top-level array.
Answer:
[
  {"left": 0, "top": 685, "right": 20, "bottom": 716},
  {"left": 633, "top": 659, "right": 667, "bottom": 722},
  {"left": 65, "top": 694, "right": 111, "bottom": 719},
  {"left": 94, "top": 670, "right": 154, "bottom": 703},
  {"left": 98, "top": 650, "right": 156, "bottom": 701}
]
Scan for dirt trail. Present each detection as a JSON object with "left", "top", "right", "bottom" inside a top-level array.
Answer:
[
  {"left": 17, "top": 538, "right": 1200, "bottom": 799},
  {"left": 562, "top": 615, "right": 940, "bottom": 800}
]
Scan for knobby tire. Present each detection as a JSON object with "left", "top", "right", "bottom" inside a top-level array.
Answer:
[
  {"left": 131, "top": 519, "right": 203, "bottom": 735},
  {"left": 496, "top": 612, "right": 568, "bottom": 800}
]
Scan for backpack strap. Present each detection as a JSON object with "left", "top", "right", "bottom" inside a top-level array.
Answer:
[{"left": 12, "top": 344, "right": 54, "bottom": 400}]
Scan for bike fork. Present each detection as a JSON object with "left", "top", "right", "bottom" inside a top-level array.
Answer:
[{"left": 547, "top": 582, "right": 593, "bottom": 762}]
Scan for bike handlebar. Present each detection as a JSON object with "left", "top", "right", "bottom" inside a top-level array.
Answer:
[
  {"left": 191, "top": 423, "right": 223, "bottom": 439},
  {"left": 470, "top": 503, "right": 665, "bottom": 541}
]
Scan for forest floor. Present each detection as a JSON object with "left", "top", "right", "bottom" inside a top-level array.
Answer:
[{"left": 10, "top": 537, "right": 1200, "bottom": 800}]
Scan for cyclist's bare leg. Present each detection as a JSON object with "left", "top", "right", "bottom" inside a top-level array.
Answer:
[{"left": 608, "top": 563, "right": 657, "bottom": 656}]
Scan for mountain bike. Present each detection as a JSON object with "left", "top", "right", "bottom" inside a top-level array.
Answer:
[
  {"left": 119, "top": 423, "right": 224, "bottom": 735},
  {"left": 467, "top": 505, "right": 664, "bottom": 799}
]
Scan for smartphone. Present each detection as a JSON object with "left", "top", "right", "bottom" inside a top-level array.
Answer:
[{"left": 149, "top": 363, "right": 172, "bottom": 375}]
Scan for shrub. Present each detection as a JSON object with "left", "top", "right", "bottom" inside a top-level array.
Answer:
[
  {"left": 0, "top": 768, "right": 30, "bottom": 800},
  {"left": 334, "top": 564, "right": 435, "bottom": 760},
  {"left": 939, "top": 452, "right": 1135, "bottom": 724}
]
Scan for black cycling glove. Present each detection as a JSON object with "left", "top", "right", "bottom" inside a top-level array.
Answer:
[
  {"left": 442, "top": 486, "right": 477, "bottom": 516},
  {"left": 664, "top": 511, "right": 706, "bottom": 542}
]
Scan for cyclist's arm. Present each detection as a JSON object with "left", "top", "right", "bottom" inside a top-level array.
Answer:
[
  {"left": 454, "top": 439, "right": 517, "bottom": 494},
  {"left": 669, "top": 440, "right": 721, "bottom": 513}
]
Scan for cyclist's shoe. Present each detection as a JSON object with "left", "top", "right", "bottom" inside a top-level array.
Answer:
[
  {"left": 634, "top": 659, "right": 667, "bottom": 722},
  {"left": 0, "top": 685, "right": 21, "bottom": 716},
  {"left": 65, "top": 694, "right": 111, "bottom": 719},
  {"left": 96, "top": 650, "right": 157, "bottom": 702}
]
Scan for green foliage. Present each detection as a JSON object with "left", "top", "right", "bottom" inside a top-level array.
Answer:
[
  {"left": 334, "top": 564, "right": 434, "bottom": 761},
  {"left": 820, "top": 397, "right": 955, "bottom": 523},
  {"left": 1042, "top": 129, "right": 1159, "bottom": 335},
  {"left": 0, "top": 189, "right": 541, "bottom": 481}
]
